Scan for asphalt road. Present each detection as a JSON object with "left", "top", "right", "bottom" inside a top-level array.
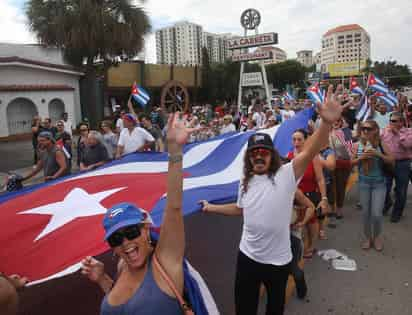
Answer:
[{"left": 2, "top": 140, "right": 412, "bottom": 315}]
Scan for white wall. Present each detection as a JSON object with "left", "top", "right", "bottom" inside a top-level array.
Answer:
[
  {"left": 0, "top": 90, "right": 76, "bottom": 137},
  {"left": 0, "top": 65, "right": 81, "bottom": 131},
  {"left": 0, "top": 43, "right": 66, "bottom": 66}
]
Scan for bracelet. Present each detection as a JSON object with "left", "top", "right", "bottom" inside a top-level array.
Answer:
[{"left": 168, "top": 154, "right": 183, "bottom": 163}]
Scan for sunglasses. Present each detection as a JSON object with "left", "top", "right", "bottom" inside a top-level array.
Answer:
[
  {"left": 390, "top": 119, "right": 400, "bottom": 123},
  {"left": 361, "top": 126, "right": 373, "bottom": 132},
  {"left": 107, "top": 224, "right": 142, "bottom": 247},
  {"left": 250, "top": 148, "right": 271, "bottom": 158},
  {"left": 80, "top": 128, "right": 88, "bottom": 132}
]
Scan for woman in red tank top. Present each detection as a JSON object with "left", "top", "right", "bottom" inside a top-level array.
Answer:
[{"left": 288, "top": 129, "right": 329, "bottom": 258}]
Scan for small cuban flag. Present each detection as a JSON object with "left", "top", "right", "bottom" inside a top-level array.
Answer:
[
  {"left": 375, "top": 92, "right": 397, "bottom": 107},
  {"left": 367, "top": 73, "right": 389, "bottom": 94},
  {"left": 349, "top": 77, "right": 365, "bottom": 96},
  {"left": 283, "top": 91, "right": 295, "bottom": 101},
  {"left": 131, "top": 82, "right": 150, "bottom": 107},
  {"left": 306, "top": 83, "right": 325, "bottom": 104}
]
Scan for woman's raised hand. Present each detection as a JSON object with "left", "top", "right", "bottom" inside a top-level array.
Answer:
[
  {"left": 166, "top": 112, "right": 195, "bottom": 148},
  {"left": 318, "top": 85, "right": 343, "bottom": 125}
]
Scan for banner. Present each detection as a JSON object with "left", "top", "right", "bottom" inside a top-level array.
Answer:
[
  {"left": 231, "top": 51, "right": 272, "bottom": 62},
  {"left": 228, "top": 32, "right": 278, "bottom": 50},
  {"left": 241, "top": 72, "right": 263, "bottom": 87},
  {"left": 327, "top": 61, "right": 366, "bottom": 77}
]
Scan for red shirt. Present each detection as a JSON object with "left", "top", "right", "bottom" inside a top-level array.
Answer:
[{"left": 287, "top": 151, "right": 318, "bottom": 193}]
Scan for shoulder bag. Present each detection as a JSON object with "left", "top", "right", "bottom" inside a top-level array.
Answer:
[{"left": 153, "top": 254, "right": 195, "bottom": 315}]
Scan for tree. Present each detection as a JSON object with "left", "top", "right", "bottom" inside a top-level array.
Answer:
[
  {"left": 200, "top": 47, "right": 212, "bottom": 102},
  {"left": 370, "top": 60, "right": 411, "bottom": 87},
  {"left": 265, "top": 60, "right": 307, "bottom": 90},
  {"left": 26, "top": 0, "right": 151, "bottom": 126}
]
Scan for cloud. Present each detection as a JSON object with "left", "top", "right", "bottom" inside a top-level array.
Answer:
[
  {"left": 0, "top": 0, "right": 36, "bottom": 44},
  {"left": 1, "top": 0, "right": 411, "bottom": 68},
  {"left": 143, "top": 0, "right": 412, "bottom": 67}
]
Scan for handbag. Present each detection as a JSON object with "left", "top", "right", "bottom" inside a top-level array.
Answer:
[
  {"left": 153, "top": 254, "right": 195, "bottom": 315},
  {"left": 379, "top": 142, "right": 395, "bottom": 177}
]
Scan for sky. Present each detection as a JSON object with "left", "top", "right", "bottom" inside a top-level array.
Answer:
[{"left": 1, "top": 0, "right": 411, "bottom": 67}]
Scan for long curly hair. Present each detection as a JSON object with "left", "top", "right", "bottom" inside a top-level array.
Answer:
[{"left": 241, "top": 148, "right": 282, "bottom": 195}]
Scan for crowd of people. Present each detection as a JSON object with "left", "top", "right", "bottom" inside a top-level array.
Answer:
[{"left": 2, "top": 84, "right": 412, "bottom": 315}]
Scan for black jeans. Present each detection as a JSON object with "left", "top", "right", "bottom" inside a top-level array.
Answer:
[{"left": 235, "top": 251, "right": 290, "bottom": 315}]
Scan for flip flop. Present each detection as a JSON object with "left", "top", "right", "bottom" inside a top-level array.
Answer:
[
  {"left": 361, "top": 240, "right": 371, "bottom": 250},
  {"left": 319, "top": 230, "right": 328, "bottom": 240},
  {"left": 303, "top": 249, "right": 315, "bottom": 259},
  {"left": 374, "top": 239, "right": 384, "bottom": 252}
]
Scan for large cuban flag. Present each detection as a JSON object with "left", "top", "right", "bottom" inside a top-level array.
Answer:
[{"left": 0, "top": 108, "right": 314, "bottom": 287}]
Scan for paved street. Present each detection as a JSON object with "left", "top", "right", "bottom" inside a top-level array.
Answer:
[{"left": 1, "top": 140, "right": 411, "bottom": 315}]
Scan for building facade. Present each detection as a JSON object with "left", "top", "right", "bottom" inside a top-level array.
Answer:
[
  {"left": 296, "top": 50, "right": 314, "bottom": 68},
  {"left": 0, "top": 43, "right": 83, "bottom": 137},
  {"left": 321, "top": 24, "right": 371, "bottom": 66},
  {"left": 202, "top": 32, "right": 232, "bottom": 64},
  {"left": 255, "top": 46, "right": 287, "bottom": 65},
  {"left": 155, "top": 21, "right": 203, "bottom": 66}
]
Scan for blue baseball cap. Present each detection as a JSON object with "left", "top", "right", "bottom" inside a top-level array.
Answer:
[{"left": 103, "top": 202, "right": 153, "bottom": 240}]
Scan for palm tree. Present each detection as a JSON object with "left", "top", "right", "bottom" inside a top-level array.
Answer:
[{"left": 26, "top": 0, "right": 151, "bottom": 125}]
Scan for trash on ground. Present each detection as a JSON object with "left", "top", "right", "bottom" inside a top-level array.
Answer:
[{"left": 318, "top": 249, "right": 357, "bottom": 271}]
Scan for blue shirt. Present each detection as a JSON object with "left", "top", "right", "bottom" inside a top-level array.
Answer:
[{"left": 101, "top": 256, "right": 182, "bottom": 315}]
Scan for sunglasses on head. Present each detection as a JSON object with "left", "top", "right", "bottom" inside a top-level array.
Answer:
[
  {"left": 107, "top": 224, "right": 142, "bottom": 247},
  {"left": 361, "top": 126, "right": 373, "bottom": 132},
  {"left": 250, "top": 148, "right": 271, "bottom": 158}
]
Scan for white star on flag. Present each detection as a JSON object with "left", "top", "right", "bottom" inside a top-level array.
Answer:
[{"left": 19, "top": 187, "right": 126, "bottom": 241}]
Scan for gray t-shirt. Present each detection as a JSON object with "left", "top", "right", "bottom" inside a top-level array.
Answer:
[{"left": 81, "top": 143, "right": 109, "bottom": 167}]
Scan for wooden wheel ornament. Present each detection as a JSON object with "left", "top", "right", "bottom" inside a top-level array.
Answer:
[{"left": 160, "top": 80, "right": 190, "bottom": 113}]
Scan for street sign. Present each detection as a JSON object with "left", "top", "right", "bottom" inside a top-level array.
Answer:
[
  {"left": 228, "top": 32, "right": 278, "bottom": 50},
  {"left": 231, "top": 51, "right": 272, "bottom": 62},
  {"left": 241, "top": 72, "right": 263, "bottom": 87}
]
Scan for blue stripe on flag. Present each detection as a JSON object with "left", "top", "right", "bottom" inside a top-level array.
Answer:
[{"left": 137, "top": 86, "right": 150, "bottom": 101}]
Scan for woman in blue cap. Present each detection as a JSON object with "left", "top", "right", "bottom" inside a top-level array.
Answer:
[{"left": 81, "top": 112, "right": 194, "bottom": 315}]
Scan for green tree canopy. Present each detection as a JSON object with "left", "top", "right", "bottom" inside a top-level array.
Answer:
[
  {"left": 26, "top": 0, "right": 151, "bottom": 67},
  {"left": 370, "top": 60, "right": 411, "bottom": 87},
  {"left": 266, "top": 60, "right": 307, "bottom": 90},
  {"left": 26, "top": 0, "right": 151, "bottom": 126}
]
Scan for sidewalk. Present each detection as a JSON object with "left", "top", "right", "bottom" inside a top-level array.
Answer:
[{"left": 0, "top": 138, "right": 79, "bottom": 192}]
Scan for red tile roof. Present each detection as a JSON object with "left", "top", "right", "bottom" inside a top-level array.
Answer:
[
  {"left": 324, "top": 24, "right": 364, "bottom": 37},
  {"left": 0, "top": 85, "right": 75, "bottom": 92},
  {"left": 0, "top": 56, "right": 83, "bottom": 73}
]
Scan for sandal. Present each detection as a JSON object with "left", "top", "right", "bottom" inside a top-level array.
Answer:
[
  {"left": 319, "top": 230, "right": 328, "bottom": 240},
  {"left": 361, "top": 240, "right": 371, "bottom": 250},
  {"left": 374, "top": 238, "right": 384, "bottom": 252},
  {"left": 303, "top": 249, "right": 315, "bottom": 259}
]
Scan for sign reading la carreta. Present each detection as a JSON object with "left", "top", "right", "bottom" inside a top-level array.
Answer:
[{"left": 228, "top": 32, "right": 278, "bottom": 50}]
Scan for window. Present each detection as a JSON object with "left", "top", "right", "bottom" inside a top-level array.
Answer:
[
  {"left": 355, "top": 38, "right": 361, "bottom": 42},
  {"left": 347, "top": 40, "right": 353, "bottom": 43},
  {"left": 346, "top": 34, "right": 353, "bottom": 38},
  {"left": 355, "top": 33, "right": 361, "bottom": 37}
]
